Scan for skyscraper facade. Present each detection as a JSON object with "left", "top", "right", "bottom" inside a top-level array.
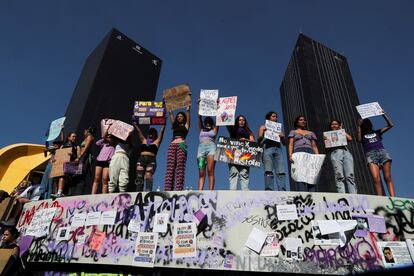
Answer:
[{"left": 280, "top": 34, "right": 374, "bottom": 195}]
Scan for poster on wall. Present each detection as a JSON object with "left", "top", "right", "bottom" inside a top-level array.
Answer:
[
  {"left": 291, "top": 152, "right": 325, "bottom": 185},
  {"left": 132, "top": 232, "right": 159, "bottom": 267},
  {"left": 216, "top": 96, "right": 237, "bottom": 126},
  {"left": 260, "top": 232, "right": 280, "bottom": 257},
  {"left": 214, "top": 136, "right": 263, "bottom": 167},
  {"left": 133, "top": 101, "right": 166, "bottom": 125},
  {"left": 199, "top": 89, "right": 219, "bottom": 116},
  {"left": 163, "top": 84, "right": 191, "bottom": 112},
  {"left": 25, "top": 208, "right": 57, "bottom": 238},
  {"left": 377, "top": 241, "right": 414, "bottom": 268},
  {"left": 172, "top": 223, "right": 197, "bottom": 258}
]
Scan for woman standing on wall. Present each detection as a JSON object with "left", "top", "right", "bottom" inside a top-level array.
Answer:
[
  {"left": 73, "top": 126, "right": 95, "bottom": 195},
  {"left": 357, "top": 111, "right": 395, "bottom": 196},
  {"left": 288, "top": 115, "right": 319, "bottom": 192},
  {"left": 325, "top": 119, "right": 357, "bottom": 194},
  {"left": 226, "top": 115, "right": 255, "bottom": 190}
]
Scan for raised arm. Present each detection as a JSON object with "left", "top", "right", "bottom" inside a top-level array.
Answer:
[
  {"left": 356, "top": 119, "right": 363, "bottom": 142},
  {"left": 380, "top": 111, "right": 394, "bottom": 134},
  {"left": 185, "top": 105, "right": 191, "bottom": 130},
  {"left": 155, "top": 125, "right": 166, "bottom": 146},
  {"left": 133, "top": 123, "right": 146, "bottom": 144},
  {"left": 198, "top": 114, "right": 203, "bottom": 131}
]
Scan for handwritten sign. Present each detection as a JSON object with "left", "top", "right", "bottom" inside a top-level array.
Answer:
[
  {"left": 172, "top": 223, "right": 197, "bottom": 258},
  {"left": 46, "top": 117, "right": 65, "bottom": 142},
  {"left": 25, "top": 208, "right": 57, "bottom": 237},
  {"left": 291, "top": 152, "right": 325, "bottom": 185},
  {"left": 214, "top": 136, "right": 263, "bottom": 167},
  {"left": 108, "top": 120, "right": 134, "bottom": 141},
  {"left": 323, "top": 129, "right": 348, "bottom": 148},
  {"left": 132, "top": 232, "right": 158, "bottom": 267},
  {"left": 163, "top": 84, "right": 191, "bottom": 112},
  {"left": 356, "top": 102, "right": 384, "bottom": 119},
  {"left": 216, "top": 96, "right": 237, "bottom": 126},
  {"left": 133, "top": 101, "right": 166, "bottom": 125},
  {"left": 50, "top": 148, "right": 72, "bottom": 178},
  {"left": 264, "top": 120, "right": 282, "bottom": 142},
  {"left": 199, "top": 89, "right": 218, "bottom": 116}
]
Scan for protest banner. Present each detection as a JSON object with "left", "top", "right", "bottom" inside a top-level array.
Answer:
[
  {"left": 133, "top": 101, "right": 166, "bottom": 125},
  {"left": 25, "top": 208, "right": 57, "bottom": 237},
  {"left": 172, "top": 223, "right": 197, "bottom": 258},
  {"left": 50, "top": 148, "right": 72, "bottom": 178},
  {"left": 199, "top": 89, "right": 218, "bottom": 116},
  {"left": 290, "top": 152, "right": 325, "bottom": 185},
  {"left": 216, "top": 96, "right": 237, "bottom": 126},
  {"left": 264, "top": 120, "right": 283, "bottom": 142},
  {"left": 132, "top": 232, "right": 159, "bottom": 267},
  {"left": 46, "top": 117, "right": 65, "bottom": 142},
  {"left": 214, "top": 136, "right": 263, "bottom": 167},
  {"left": 107, "top": 120, "right": 134, "bottom": 141},
  {"left": 100, "top": 119, "right": 115, "bottom": 137},
  {"left": 163, "top": 84, "right": 191, "bottom": 112},
  {"left": 377, "top": 241, "right": 413, "bottom": 268},
  {"left": 323, "top": 129, "right": 348, "bottom": 148},
  {"left": 356, "top": 102, "right": 384, "bottom": 119}
]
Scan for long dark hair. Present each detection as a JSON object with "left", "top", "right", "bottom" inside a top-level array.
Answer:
[
  {"left": 65, "top": 132, "right": 76, "bottom": 144},
  {"left": 202, "top": 116, "right": 215, "bottom": 130},
  {"left": 328, "top": 118, "right": 342, "bottom": 130},
  {"left": 265, "top": 111, "right": 277, "bottom": 120},
  {"left": 294, "top": 115, "right": 307, "bottom": 129},
  {"left": 235, "top": 115, "right": 253, "bottom": 134},
  {"left": 148, "top": 128, "right": 158, "bottom": 140},
  {"left": 360, "top": 118, "right": 374, "bottom": 136},
  {"left": 173, "top": 112, "right": 187, "bottom": 129}
]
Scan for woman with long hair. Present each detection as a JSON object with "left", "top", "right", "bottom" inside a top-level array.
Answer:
[
  {"left": 326, "top": 119, "right": 357, "bottom": 194},
  {"left": 164, "top": 104, "right": 191, "bottom": 191},
  {"left": 134, "top": 123, "right": 166, "bottom": 192},
  {"left": 197, "top": 115, "right": 219, "bottom": 190},
  {"left": 226, "top": 115, "right": 255, "bottom": 190},
  {"left": 73, "top": 126, "right": 95, "bottom": 195},
  {"left": 258, "top": 111, "right": 286, "bottom": 191},
  {"left": 357, "top": 111, "right": 395, "bottom": 196},
  {"left": 288, "top": 115, "right": 319, "bottom": 192}
]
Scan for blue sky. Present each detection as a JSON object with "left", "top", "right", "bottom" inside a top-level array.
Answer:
[{"left": 0, "top": 1, "right": 413, "bottom": 198}]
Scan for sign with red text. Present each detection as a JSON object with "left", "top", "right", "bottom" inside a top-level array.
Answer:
[
  {"left": 133, "top": 101, "right": 166, "bottom": 125},
  {"left": 216, "top": 96, "right": 237, "bottom": 126},
  {"left": 172, "top": 223, "right": 197, "bottom": 258}
]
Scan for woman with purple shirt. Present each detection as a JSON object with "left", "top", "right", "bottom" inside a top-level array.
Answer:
[
  {"left": 288, "top": 115, "right": 319, "bottom": 192},
  {"left": 92, "top": 127, "right": 116, "bottom": 194},
  {"left": 357, "top": 111, "right": 395, "bottom": 197}
]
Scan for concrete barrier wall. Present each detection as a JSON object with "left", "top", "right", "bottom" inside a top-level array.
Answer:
[{"left": 16, "top": 191, "right": 414, "bottom": 274}]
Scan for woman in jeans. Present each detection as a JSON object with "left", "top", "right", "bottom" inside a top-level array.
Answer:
[
  {"left": 134, "top": 123, "right": 165, "bottom": 192},
  {"left": 226, "top": 115, "right": 255, "bottom": 190},
  {"left": 288, "top": 115, "right": 319, "bottom": 192},
  {"left": 258, "top": 111, "right": 286, "bottom": 191},
  {"left": 357, "top": 111, "right": 395, "bottom": 196},
  {"left": 197, "top": 115, "right": 219, "bottom": 190},
  {"left": 325, "top": 119, "right": 357, "bottom": 194}
]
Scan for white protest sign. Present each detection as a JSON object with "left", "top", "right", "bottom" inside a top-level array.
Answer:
[
  {"left": 323, "top": 129, "right": 347, "bottom": 148},
  {"left": 99, "top": 210, "right": 117, "bottom": 225},
  {"left": 128, "top": 219, "right": 141, "bottom": 233},
  {"left": 276, "top": 204, "right": 298, "bottom": 221},
  {"left": 153, "top": 213, "right": 169, "bottom": 233},
  {"left": 199, "top": 89, "right": 218, "bottom": 116},
  {"left": 377, "top": 241, "right": 413, "bottom": 268},
  {"left": 216, "top": 96, "right": 237, "bottom": 126},
  {"left": 264, "top": 120, "right": 282, "bottom": 142},
  {"left": 85, "top": 212, "right": 101, "bottom": 226},
  {"left": 291, "top": 152, "right": 325, "bottom": 185},
  {"left": 46, "top": 117, "right": 66, "bottom": 142},
  {"left": 26, "top": 208, "right": 57, "bottom": 237},
  {"left": 356, "top": 102, "right": 384, "bottom": 119},
  {"left": 132, "top": 232, "right": 158, "bottom": 267},
  {"left": 71, "top": 213, "right": 87, "bottom": 228},
  {"left": 245, "top": 227, "right": 267, "bottom": 254},
  {"left": 172, "top": 223, "right": 197, "bottom": 258}
]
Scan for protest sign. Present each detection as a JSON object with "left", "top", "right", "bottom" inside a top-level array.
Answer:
[
  {"left": 99, "top": 210, "right": 117, "bottom": 225},
  {"left": 377, "top": 241, "right": 413, "bottom": 268},
  {"left": 264, "top": 120, "right": 282, "bottom": 143},
  {"left": 199, "top": 89, "right": 218, "bottom": 116},
  {"left": 291, "top": 152, "right": 325, "bottom": 185},
  {"left": 133, "top": 101, "right": 166, "bottom": 125},
  {"left": 352, "top": 214, "right": 370, "bottom": 237},
  {"left": 89, "top": 230, "right": 106, "bottom": 252},
  {"left": 276, "top": 204, "right": 298, "bottom": 221},
  {"left": 285, "top": 238, "right": 303, "bottom": 261},
  {"left": 100, "top": 119, "right": 115, "bottom": 138},
  {"left": 50, "top": 148, "right": 72, "bottom": 178},
  {"left": 172, "top": 223, "right": 197, "bottom": 258},
  {"left": 107, "top": 120, "right": 134, "bottom": 141},
  {"left": 128, "top": 219, "right": 141, "bottom": 233},
  {"left": 153, "top": 213, "right": 169, "bottom": 233},
  {"left": 46, "top": 117, "right": 65, "bottom": 142},
  {"left": 163, "top": 84, "right": 191, "bottom": 112},
  {"left": 26, "top": 208, "right": 57, "bottom": 237},
  {"left": 85, "top": 212, "right": 101, "bottom": 226},
  {"left": 214, "top": 136, "right": 263, "bottom": 167},
  {"left": 260, "top": 232, "right": 280, "bottom": 257},
  {"left": 311, "top": 220, "right": 357, "bottom": 247},
  {"left": 356, "top": 102, "right": 384, "bottom": 119},
  {"left": 216, "top": 96, "right": 237, "bottom": 126},
  {"left": 323, "top": 129, "right": 348, "bottom": 148},
  {"left": 132, "top": 232, "right": 158, "bottom": 267},
  {"left": 71, "top": 213, "right": 86, "bottom": 228},
  {"left": 245, "top": 227, "right": 267, "bottom": 254}
]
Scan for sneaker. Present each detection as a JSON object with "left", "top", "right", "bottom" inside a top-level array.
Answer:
[{"left": 51, "top": 193, "right": 65, "bottom": 199}]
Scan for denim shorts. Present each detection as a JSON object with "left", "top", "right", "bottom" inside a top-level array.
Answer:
[
  {"left": 366, "top": 149, "right": 392, "bottom": 166},
  {"left": 197, "top": 142, "right": 216, "bottom": 158}
]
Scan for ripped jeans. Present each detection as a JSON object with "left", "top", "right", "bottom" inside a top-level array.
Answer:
[
  {"left": 330, "top": 148, "right": 357, "bottom": 194},
  {"left": 263, "top": 146, "right": 286, "bottom": 191}
]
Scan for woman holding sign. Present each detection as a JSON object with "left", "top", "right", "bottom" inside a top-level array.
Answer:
[
  {"left": 226, "top": 115, "right": 255, "bottom": 190},
  {"left": 325, "top": 119, "right": 357, "bottom": 194},
  {"left": 164, "top": 105, "right": 191, "bottom": 191},
  {"left": 288, "top": 115, "right": 319, "bottom": 192},
  {"left": 197, "top": 115, "right": 219, "bottom": 190},
  {"left": 357, "top": 112, "right": 395, "bottom": 196},
  {"left": 258, "top": 111, "right": 286, "bottom": 191}
]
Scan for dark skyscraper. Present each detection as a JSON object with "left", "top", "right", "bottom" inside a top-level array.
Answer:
[
  {"left": 64, "top": 28, "right": 162, "bottom": 138},
  {"left": 280, "top": 34, "right": 374, "bottom": 195}
]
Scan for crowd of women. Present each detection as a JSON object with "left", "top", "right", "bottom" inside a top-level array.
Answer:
[{"left": 35, "top": 95, "right": 396, "bottom": 199}]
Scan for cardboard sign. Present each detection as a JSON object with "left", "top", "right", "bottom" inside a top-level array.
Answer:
[
  {"left": 108, "top": 120, "right": 134, "bottom": 141},
  {"left": 356, "top": 102, "right": 384, "bottom": 119},
  {"left": 291, "top": 152, "right": 325, "bottom": 185},
  {"left": 163, "top": 84, "right": 191, "bottom": 112},
  {"left": 199, "top": 89, "right": 219, "bottom": 116},
  {"left": 216, "top": 96, "right": 237, "bottom": 126},
  {"left": 46, "top": 117, "right": 65, "bottom": 142},
  {"left": 50, "top": 148, "right": 72, "bottom": 178},
  {"left": 214, "top": 136, "right": 263, "bottom": 167},
  {"left": 323, "top": 129, "right": 347, "bottom": 148},
  {"left": 264, "top": 120, "right": 282, "bottom": 143},
  {"left": 133, "top": 101, "right": 166, "bottom": 125}
]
